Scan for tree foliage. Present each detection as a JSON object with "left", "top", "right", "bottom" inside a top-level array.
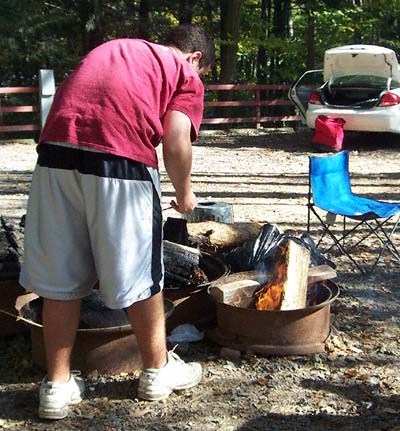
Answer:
[{"left": 1, "top": 0, "right": 400, "bottom": 85}]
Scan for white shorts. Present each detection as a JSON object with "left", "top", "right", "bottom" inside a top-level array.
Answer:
[{"left": 19, "top": 143, "right": 164, "bottom": 309}]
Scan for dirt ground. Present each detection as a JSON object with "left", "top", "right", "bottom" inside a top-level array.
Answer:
[{"left": 0, "top": 128, "right": 400, "bottom": 430}]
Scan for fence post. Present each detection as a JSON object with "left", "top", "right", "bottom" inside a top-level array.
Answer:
[
  {"left": 0, "top": 95, "right": 3, "bottom": 140},
  {"left": 39, "top": 69, "right": 55, "bottom": 129},
  {"left": 255, "top": 88, "right": 261, "bottom": 129}
]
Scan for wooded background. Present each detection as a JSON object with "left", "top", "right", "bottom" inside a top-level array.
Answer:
[{"left": 1, "top": 0, "right": 400, "bottom": 86}]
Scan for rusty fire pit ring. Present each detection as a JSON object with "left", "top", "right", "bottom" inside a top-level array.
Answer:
[
  {"left": 207, "top": 271, "right": 339, "bottom": 356},
  {"left": 18, "top": 295, "right": 175, "bottom": 375}
]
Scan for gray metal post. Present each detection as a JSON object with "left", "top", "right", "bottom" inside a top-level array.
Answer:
[{"left": 39, "top": 69, "right": 55, "bottom": 129}]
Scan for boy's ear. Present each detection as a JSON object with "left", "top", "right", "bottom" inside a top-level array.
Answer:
[{"left": 186, "top": 51, "right": 202, "bottom": 65}]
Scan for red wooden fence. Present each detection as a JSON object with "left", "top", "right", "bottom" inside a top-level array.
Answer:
[
  {"left": 203, "top": 83, "right": 300, "bottom": 126},
  {"left": 0, "top": 81, "right": 300, "bottom": 137},
  {"left": 0, "top": 87, "right": 40, "bottom": 133}
]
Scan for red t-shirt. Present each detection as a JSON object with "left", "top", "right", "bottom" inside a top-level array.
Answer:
[{"left": 39, "top": 39, "right": 205, "bottom": 168}]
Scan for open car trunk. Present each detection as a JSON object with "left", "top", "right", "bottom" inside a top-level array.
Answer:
[{"left": 320, "top": 44, "right": 400, "bottom": 109}]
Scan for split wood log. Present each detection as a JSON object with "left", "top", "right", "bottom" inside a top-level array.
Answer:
[
  {"left": 255, "top": 239, "right": 311, "bottom": 311},
  {"left": 187, "top": 221, "right": 263, "bottom": 251},
  {"left": 210, "top": 279, "right": 261, "bottom": 304},
  {"left": 280, "top": 240, "right": 311, "bottom": 310}
]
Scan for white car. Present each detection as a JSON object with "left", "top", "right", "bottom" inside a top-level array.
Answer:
[{"left": 289, "top": 44, "right": 400, "bottom": 134}]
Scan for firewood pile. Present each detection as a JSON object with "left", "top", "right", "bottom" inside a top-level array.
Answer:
[{"left": 0, "top": 216, "right": 24, "bottom": 280}]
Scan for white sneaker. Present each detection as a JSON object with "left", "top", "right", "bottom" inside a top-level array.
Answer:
[
  {"left": 38, "top": 371, "right": 85, "bottom": 419},
  {"left": 137, "top": 351, "right": 202, "bottom": 401}
]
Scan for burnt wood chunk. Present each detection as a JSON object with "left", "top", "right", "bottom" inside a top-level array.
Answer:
[
  {"left": 163, "top": 240, "right": 207, "bottom": 287},
  {"left": 0, "top": 216, "right": 24, "bottom": 280}
]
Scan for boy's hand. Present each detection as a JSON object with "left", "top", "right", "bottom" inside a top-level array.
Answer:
[{"left": 170, "top": 191, "right": 197, "bottom": 214}]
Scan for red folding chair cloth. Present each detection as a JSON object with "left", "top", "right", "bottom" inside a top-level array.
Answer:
[{"left": 313, "top": 115, "right": 346, "bottom": 151}]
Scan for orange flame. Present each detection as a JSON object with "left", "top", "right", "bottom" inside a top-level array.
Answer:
[{"left": 255, "top": 246, "right": 287, "bottom": 311}]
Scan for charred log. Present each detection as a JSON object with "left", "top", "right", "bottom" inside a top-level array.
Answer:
[
  {"left": 163, "top": 240, "right": 208, "bottom": 287},
  {"left": 0, "top": 216, "right": 24, "bottom": 280}
]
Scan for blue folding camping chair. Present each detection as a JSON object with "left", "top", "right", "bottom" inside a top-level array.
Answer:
[{"left": 307, "top": 151, "right": 400, "bottom": 274}]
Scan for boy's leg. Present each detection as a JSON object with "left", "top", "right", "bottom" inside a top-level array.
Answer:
[
  {"left": 125, "top": 292, "right": 167, "bottom": 369},
  {"left": 42, "top": 298, "right": 81, "bottom": 383},
  {"left": 38, "top": 298, "right": 85, "bottom": 420},
  {"left": 129, "top": 293, "right": 202, "bottom": 402}
]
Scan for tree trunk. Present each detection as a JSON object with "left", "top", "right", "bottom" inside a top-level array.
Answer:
[
  {"left": 269, "top": 0, "right": 291, "bottom": 83},
  {"left": 305, "top": 1, "right": 316, "bottom": 69},
  {"left": 219, "top": 0, "right": 243, "bottom": 119},
  {"left": 256, "top": 0, "right": 268, "bottom": 84},
  {"left": 138, "top": 0, "right": 150, "bottom": 40},
  {"left": 205, "top": 0, "right": 218, "bottom": 82},
  {"left": 219, "top": 0, "right": 243, "bottom": 83},
  {"left": 179, "top": 0, "right": 193, "bottom": 24}
]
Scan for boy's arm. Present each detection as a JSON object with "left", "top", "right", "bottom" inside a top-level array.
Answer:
[{"left": 162, "top": 110, "right": 197, "bottom": 214}]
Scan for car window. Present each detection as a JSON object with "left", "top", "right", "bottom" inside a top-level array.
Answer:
[{"left": 390, "top": 79, "right": 400, "bottom": 88}]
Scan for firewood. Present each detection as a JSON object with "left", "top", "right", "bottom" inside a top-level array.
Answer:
[
  {"left": 163, "top": 240, "right": 207, "bottom": 287},
  {"left": 280, "top": 240, "right": 311, "bottom": 310},
  {"left": 0, "top": 216, "right": 23, "bottom": 279},
  {"left": 209, "top": 278, "right": 261, "bottom": 304},
  {"left": 187, "top": 221, "right": 262, "bottom": 251},
  {"left": 255, "top": 239, "right": 311, "bottom": 311},
  {"left": 210, "top": 265, "right": 333, "bottom": 306}
]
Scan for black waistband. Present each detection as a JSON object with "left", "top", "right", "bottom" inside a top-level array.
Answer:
[{"left": 37, "top": 144, "right": 152, "bottom": 181}]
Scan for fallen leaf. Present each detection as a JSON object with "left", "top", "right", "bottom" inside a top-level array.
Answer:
[
  {"left": 257, "top": 377, "right": 267, "bottom": 386},
  {"left": 345, "top": 369, "right": 358, "bottom": 378}
]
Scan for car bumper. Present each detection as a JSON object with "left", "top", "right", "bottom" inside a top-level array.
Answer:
[{"left": 306, "top": 106, "right": 400, "bottom": 134}]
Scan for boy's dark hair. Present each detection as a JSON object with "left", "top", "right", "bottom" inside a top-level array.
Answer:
[{"left": 164, "top": 24, "right": 215, "bottom": 69}]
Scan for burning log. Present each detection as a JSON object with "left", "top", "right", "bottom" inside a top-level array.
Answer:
[
  {"left": 255, "top": 239, "right": 311, "bottom": 311},
  {"left": 209, "top": 264, "right": 336, "bottom": 308},
  {"left": 163, "top": 240, "right": 208, "bottom": 287}
]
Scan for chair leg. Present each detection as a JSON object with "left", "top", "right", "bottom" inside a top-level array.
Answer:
[
  {"left": 308, "top": 207, "right": 367, "bottom": 274},
  {"left": 307, "top": 207, "right": 400, "bottom": 274},
  {"left": 364, "top": 215, "right": 400, "bottom": 271}
]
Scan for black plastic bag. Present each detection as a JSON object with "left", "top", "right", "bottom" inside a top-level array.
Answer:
[
  {"left": 223, "top": 224, "right": 282, "bottom": 273},
  {"left": 299, "top": 232, "right": 336, "bottom": 268},
  {"left": 223, "top": 223, "right": 335, "bottom": 273}
]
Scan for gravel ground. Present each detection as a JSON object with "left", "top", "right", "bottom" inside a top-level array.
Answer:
[{"left": 0, "top": 128, "right": 400, "bottom": 430}]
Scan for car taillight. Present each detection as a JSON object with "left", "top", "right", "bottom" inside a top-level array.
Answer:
[
  {"left": 308, "top": 90, "right": 322, "bottom": 105},
  {"left": 378, "top": 91, "right": 400, "bottom": 107}
]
